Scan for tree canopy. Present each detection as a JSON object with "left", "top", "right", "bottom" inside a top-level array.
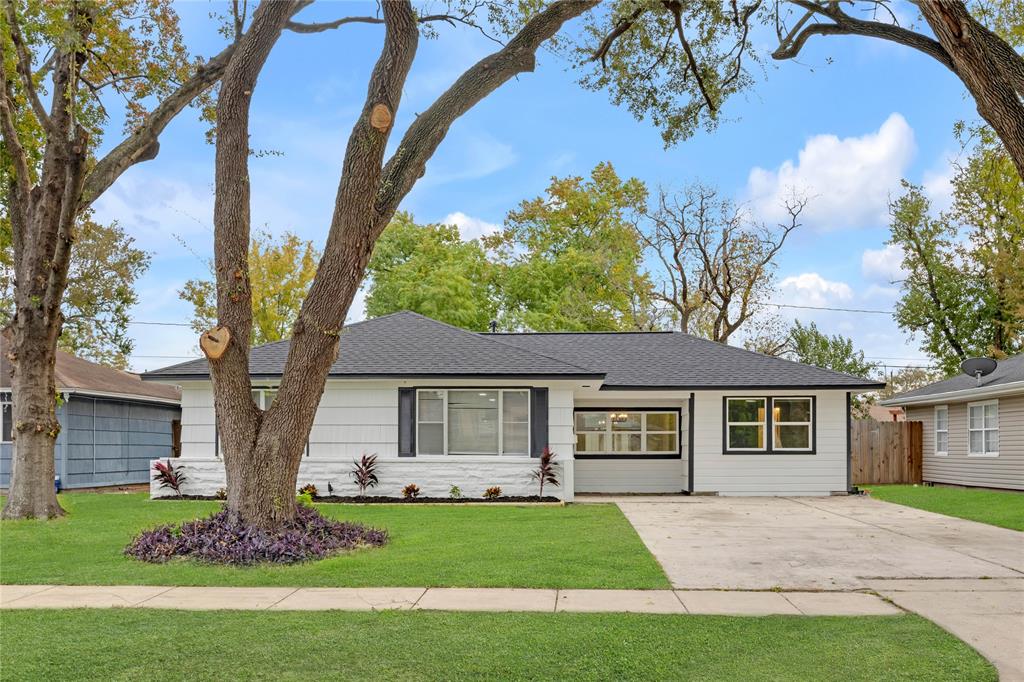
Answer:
[
  {"left": 486, "top": 162, "right": 655, "bottom": 331},
  {"left": 365, "top": 213, "right": 497, "bottom": 331},
  {"left": 180, "top": 230, "right": 320, "bottom": 346},
  {"left": 889, "top": 130, "right": 1023, "bottom": 375}
]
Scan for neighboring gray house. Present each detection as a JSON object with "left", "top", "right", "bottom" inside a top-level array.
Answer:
[
  {"left": 143, "top": 311, "right": 882, "bottom": 500},
  {"left": 880, "top": 354, "right": 1024, "bottom": 491},
  {"left": 1, "top": 337, "right": 181, "bottom": 490}
]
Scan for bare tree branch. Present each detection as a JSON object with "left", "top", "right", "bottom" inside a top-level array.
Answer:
[{"left": 4, "top": 1, "right": 56, "bottom": 136}]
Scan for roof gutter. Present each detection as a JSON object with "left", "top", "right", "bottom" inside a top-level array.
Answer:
[
  {"left": 880, "top": 380, "right": 1024, "bottom": 406},
  {"left": 56, "top": 387, "right": 181, "bottom": 406},
  {"left": 600, "top": 382, "right": 885, "bottom": 391}
]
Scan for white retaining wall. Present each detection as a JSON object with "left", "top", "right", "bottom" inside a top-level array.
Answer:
[{"left": 150, "top": 456, "right": 571, "bottom": 500}]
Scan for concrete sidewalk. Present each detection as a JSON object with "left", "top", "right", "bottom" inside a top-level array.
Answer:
[{"left": 0, "top": 584, "right": 901, "bottom": 616}]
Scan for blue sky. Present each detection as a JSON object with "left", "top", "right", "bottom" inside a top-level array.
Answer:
[{"left": 91, "top": 2, "right": 976, "bottom": 373}]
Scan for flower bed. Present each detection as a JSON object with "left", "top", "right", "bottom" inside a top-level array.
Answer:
[
  {"left": 125, "top": 506, "right": 387, "bottom": 565},
  {"left": 155, "top": 495, "right": 561, "bottom": 504}
]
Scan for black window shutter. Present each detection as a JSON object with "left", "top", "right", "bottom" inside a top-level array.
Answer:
[
  {"left": 530, "top": 387, "right": 548, "bottom": 457},
  {"left": 398, "top": 388, "right": 416, "bottom": 457}
]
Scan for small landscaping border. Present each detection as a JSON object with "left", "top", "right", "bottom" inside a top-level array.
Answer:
[{"left": 155, "top": 495, "right": 562, "bottom": 504}]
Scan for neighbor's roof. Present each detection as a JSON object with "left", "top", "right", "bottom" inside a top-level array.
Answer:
[
  {"left": 143, "top": 311, "right": 882, "bottom": 390},
  {"left": 881, "top": 354, "right": 1024, "bottom": 406},
  {"left": 0, "top": 334, "right": 180, "bottom": 403}
]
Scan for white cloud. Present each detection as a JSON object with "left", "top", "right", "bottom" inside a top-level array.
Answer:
[
  {"left": 745, "top": 113, "right": 916, "bottom": 230},
  {"left": 861, "top": 243, "right": 907, "bottom": 283},
  {"left": 778, "top": 272, "right": 854, "bottom": 307},
  {"left": 419, "top": 132, "right": 517, "bottom": 187},
  {"left": 442, "top": 211, "right": 501, "bottom": 241}
]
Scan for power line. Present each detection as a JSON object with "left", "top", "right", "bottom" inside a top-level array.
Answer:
[
  {"left": 763, "top": 302, "right": 894, "bottom": 315},
  {"left": 127, "top": 320, "right": 192, "bottom": 327}
]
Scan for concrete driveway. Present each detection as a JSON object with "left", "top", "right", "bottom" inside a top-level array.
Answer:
[{"left": 611, "top": 495, "right": 1024, "bottom": 680}]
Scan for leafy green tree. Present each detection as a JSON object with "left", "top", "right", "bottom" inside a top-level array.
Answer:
[
  {"left": 785, "top": 320, "right": 878, "bottom": 416},
  {"left": 52, "top": 218, "right": 148, "bottom": 368},
  {"left": 180, "top": 230, "right": 319, "bottom": 346},
  {"left": 877, "top": 366, "right": 944, "bottom": 401},
  {"left": 889, "top": 131, "right": 1023, "bottom": 375},
  {"left": 786, "top": 321, "right": 877, "bottom": 378},
  {"left": 576, "top": 1, "right": 1024, "bottom": 176},
  {"left": 486, "top": 162, "right": 656, "bottom": 332},
  {"left": 365, "top": 213, "right": 497, "bottom": 331},
  {"left": 1, "top": 0, "right": 231, "bottom": 518}
]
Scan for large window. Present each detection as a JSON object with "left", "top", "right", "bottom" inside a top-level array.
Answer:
[
  {"left": 1, "top": 392, "right": 11, "bottom": 443},
  {"left": 968, "top": 400, "right": 998, "bottom": 457},
  {"left": 724, "top": 396, "right": 814, "bottom": 454},
  {"left": 934, "top": 405, "right": 948, "bottom": 456},
  {"left": 574, "top": 410, "right": 679, "bottom": 457},
  {"left": 416, "top": 389, "right": 529, "bottom": 456}
]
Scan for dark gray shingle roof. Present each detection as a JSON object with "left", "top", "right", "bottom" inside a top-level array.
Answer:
[
  {"left": 144, "top": 311, "right": 882, "bottom": 389},
  {"left": 143, "top": 311, "right": 599, "bottom": 380},
  {"left": 884, "top": 354, "right": 1024, "bottom": 402},
  {"left": 487, "top": 331, "right": 883, "bottom": 389}
]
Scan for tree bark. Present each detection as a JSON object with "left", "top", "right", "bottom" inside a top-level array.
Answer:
[
  {"left": 0, "top": 1, "right": 241, "bottom": 519},
  {"left": 210, "top": 0, "right": 597, "bottom": 529},
  {"left": 917, "top": 0, "right": 1024, "bottom": 178}
]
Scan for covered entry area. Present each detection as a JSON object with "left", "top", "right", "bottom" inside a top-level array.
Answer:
[{"left": 572, "top": 395, "right": 690, "bottom": 494}]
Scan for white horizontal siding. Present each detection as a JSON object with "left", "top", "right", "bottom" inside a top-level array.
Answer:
[
  {"left": 692, "top": 389, "right": 847, "bottom": 495},
  {"left": 907, "top": 394, "right": 1024, "bottom": 490},
  {"left": 167, "top": 381, "right": 579, "bottom": 501}
]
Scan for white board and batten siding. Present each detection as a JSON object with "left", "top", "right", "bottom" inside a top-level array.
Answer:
[
  {"left": 692, "top": 389, "right": 849, "bottom": 496},
  {"left": 573, "top": 395, "right": 689, "bottom": 494},
  {"left": 163, "top": 381, "right": 576, "bottom": 500},
  {"left": 906, "top": 394, "right": 1024, "bottom": 491}
]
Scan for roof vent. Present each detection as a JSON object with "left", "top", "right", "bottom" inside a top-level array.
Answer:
[
  {"left": 960, "top": 357, "right": 997, "bottom": 386},
  {"left": 488, "top": 320, "right": 498, "bottom": 333}
]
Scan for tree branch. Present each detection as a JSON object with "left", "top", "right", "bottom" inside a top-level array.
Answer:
[
  {"left": 3, "top": 1, "right": 56, "bottom": 137},
  {"left": 377, "top": 0, "right": 600, "bottom": 218},
  {"left": 772, "top": 0, "right": 953, "bottom": 70}
]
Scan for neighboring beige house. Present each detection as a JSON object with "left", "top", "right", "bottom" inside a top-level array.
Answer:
[
  {"left": 867, "top": 404, "right": 905, "bottom": 422},
  {"left": 880, "top": 355, "right": 1023, "bottom": 491}
]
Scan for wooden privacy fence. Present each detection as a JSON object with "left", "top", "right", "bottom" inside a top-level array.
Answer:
[{"left": 851, "top": 420, "right": 923, "bottom": 485}]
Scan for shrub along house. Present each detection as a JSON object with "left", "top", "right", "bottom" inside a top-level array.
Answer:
[
  {"left": 0, "top": 336, "right": 181, "bottom": 490},
  {"left": 142, "top": 311, "right": 882, "bottom": 500},
  {"left": 880, "top": 354, "right": 1023, "bottom": 491}
]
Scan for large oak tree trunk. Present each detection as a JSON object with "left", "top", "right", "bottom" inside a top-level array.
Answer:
[
  {"left": 209, "top": 0, "right": 597, "bottom": 529},
  {"left": 2, "top": 320, "right": 64, "bottom": 519},
  {"left": 919, "top": 1, "right": 1024, "bottom": 177}
]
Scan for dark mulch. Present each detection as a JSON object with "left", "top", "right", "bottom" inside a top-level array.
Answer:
[
  {"left": 124, "top": 506, "right": 387, "bottom": 566},
  {"left": 155, "top": 495, "right": 560, "bottom": 504},
  {"left": 314, "top": 495, "right": 561, "bottom": 504}
]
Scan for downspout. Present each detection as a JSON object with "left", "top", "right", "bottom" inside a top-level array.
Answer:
[
  {"left": 687, "top": 392, "right": 695, "bottom": 494},
  {"left": 846, "top": 392, "right": 853, "bottom": 494}
]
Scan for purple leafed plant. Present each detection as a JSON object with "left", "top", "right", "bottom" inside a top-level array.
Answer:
[
  {"left": 152, "top": 460, "right": 186, "bottom": 498},
  {"left": 350, "top": 454, "right": 379, "bottom": 496},
  {"left": 124, "top": 505, "right": 388, "bottom": 566},
  {"left": 529, "top": 447, "right": 560, "bottom": 498}
]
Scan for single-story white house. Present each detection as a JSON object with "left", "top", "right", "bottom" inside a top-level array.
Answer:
[
  {"left": 143, "top": 311, "right": 884, "bottom": 500},
  {"left": 880, "top": 354, "right": 1023, "bottom": 491}
]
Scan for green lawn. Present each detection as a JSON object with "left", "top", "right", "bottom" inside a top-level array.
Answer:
[
  {"left": 0, "top": 609, "right": 995, "bottom": 681},
  {"left": 0, "top": 493, "right": 668, "bottom": 588},
  {"left": 864, "top": 484, "right": 1024, "bottom": 531}
]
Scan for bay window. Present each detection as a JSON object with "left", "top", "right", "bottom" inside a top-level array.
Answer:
[
  {"left": 416, "top": 389, "right": 530, "bottom": 456},
  {"left": 724, "top": 396, "right": 815, "bottom": 454},
  {"left": 968, "top": 400, "right": 998, "bottom": 457},
  {"left": 574, "top": 410, "right": 679, "bottom": 457}
]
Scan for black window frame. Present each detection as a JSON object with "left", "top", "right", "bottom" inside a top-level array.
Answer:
[
  {"left": 722, "top": 395, "right": 817, "bottom": 455},
  {"left": 573, "top": 407, "right": 683, "bottom": 460}
]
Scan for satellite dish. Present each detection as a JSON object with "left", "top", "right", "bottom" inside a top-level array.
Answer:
[{"left": 961, "top": 357, "right": 997, "bottom": 385}]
